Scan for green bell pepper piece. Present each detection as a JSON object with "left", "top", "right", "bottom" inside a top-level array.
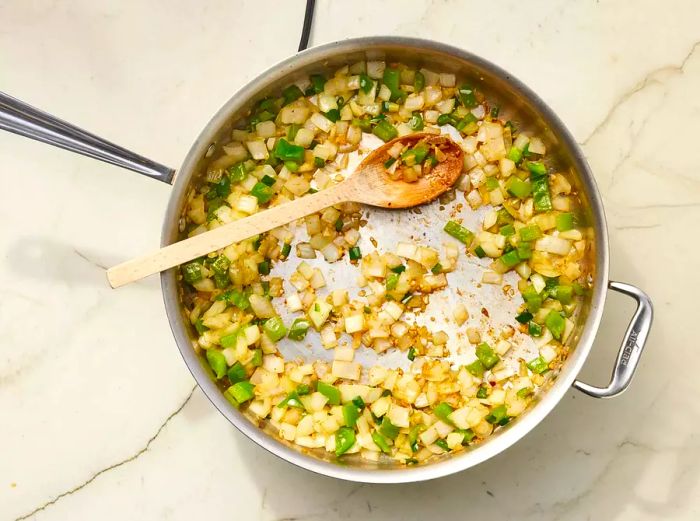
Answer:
[
  {"left": 485, "top": 176, "right": 500, "bottom": 191},
  {"left": 408, "top": 424, "right": 424, "bottom": 452},
  {"left": 211, "top": 255, "right": 230, "bottom": 276},
  {"left": 458, "top": 84, "right": 478, "bottom": 108},
  {"left": 407, "top": 346, "right": 416, "bottom": 361},
  {"left": 352, "top": 396, "right": 366, "bottom": 410},
  {"left": 372, "top": 120, "right": 398, "bottom": 142},
  {"left": 219, "top": 330, "right": 240, "bottom": 349},
  {"left": 435, "top": 439, "right": 450, "bottom": 451},
  {"left": 250, "top": 349, "right": 263, "bottom": 367},
  {"left": 519, "top": 225, "right": 542, "bottom": 242},
  {"left": 413, "top": 71, "right": 425, "bottom": 92},
  {"left": 515, "top": 311, "right": 533, "bottom": 324},
  {"left": 194, "top": 319, "right": 208, "bottom": 335},
  {"left": 263, "top": 316, "right": 287, "bottom": 342},
  {"left": 359, "top": 73, "right": 373, "bottom": 94},
  {"left": 386, "top": 272, "right": 400, "bottom": 291},
  {"left": 206, "top": 349, "right": 227, "bottom": 379},
  {"left": 459, "top": 428, "right": 476, "bottom": 443},
  {"left": 216, "top": 289, "right": 250, "bottom": 310},
  {"left": 550, "top": 285, "right": 574, "bottom": 305},
  {"left": 251, "top": 182, "right": 274, "bottom": 204},
  {"left": 500, "top": 249, "right": 521, "bottom": 269},
  {"left": 382, "top": 68, "right": 403, "bottom": 101},
  {"left": 506, "top": 146, "right": 523, "bottom": 164},
  {"left": 466, "top": 359, "right": 485, "bottom": 377},
  {"left": 556, "top": 212, "right": 575, "bottom": 231},
  {"left": 528, "top": 321, "right": 543, "bottom": 337},
  {"left": 343, "top": 403, "right": 361, "bottom": 427},
  {"left": 228, "top": 381, "right": 255, "bottom": 404},
  {"left": 282, "top": 85, "right": 304, "bottom": 105},
  {"left": 527, "top": 356, "right": 549, "bottom": 374},
  {"left": 317, "top": 381, "right": 341, "bottom": 405},
  {"left": 522, "top": 285, "right": 543, "bottom": 313},
  {"left": 309, "top": 74, "right": 326, "bottom": 94},
  {"left": 352, "top": 117, "right": 373, "bottom": 133},
  {"left": 274, "top": 138, "right": 305, "bottom": 162},
  {"left": 335, "top": 427, "right": 356, "bottom": 456},
  {"left": 408, "top": 113, "right": 424, "bottom": 131},
  {"left": 485, "top": 404, "right": 509, "bottom": 425},
  {"left": 227, "top": 162, "right": 248, "bottom": 183},
  {"left": 182, "top": 262, "right": 202, "bottom": 284},
  {"left": 433, "top": 402, "right": 454, "bottom": 424},
  {"left": 444, "top": 220, "right": 474, "bottom": 245},
  {"left": 545, "top": 310, "right": 566, "bottom": 340},
  {"left": 499, "top": 224, "right": 516, "bottom": 237},
  {"left": 526, "top": 161, "right": 547, "bottom": 177},
  {"left": 378, "top": 417, "right": 400, "bottom": 440},
  {"left": 227, "top": 361, "right": 246, "bottom": 383},
  {"left": 475, "top": 342, "right": 499, "bottom": 369},
  {"left": 517, "top": 241, "right": 532, "bottom": 260},
  {"left": 372, "top": 431, "right": 392, "bottom": 453},
  {"left": 505, "top": 176, "right": 532, "bottom": 198},
  {"left": 287, "top": 318, "right": 310, "bottom": 341}
]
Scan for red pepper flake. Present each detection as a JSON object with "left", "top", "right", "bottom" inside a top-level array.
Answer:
[{"left": 481, "top": 307, "right": 489, "bottom": 318}]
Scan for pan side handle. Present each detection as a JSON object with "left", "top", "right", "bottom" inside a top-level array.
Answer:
[{"left": 573, "top": 281, "right": 653, "bottom": 398}]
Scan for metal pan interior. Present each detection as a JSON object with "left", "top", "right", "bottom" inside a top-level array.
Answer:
[{"left": 160, "top": 37, "right": 609, "bottom": 483}]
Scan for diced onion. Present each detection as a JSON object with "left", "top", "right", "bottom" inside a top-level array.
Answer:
[
  {"left": 528, "top": 137, "right": 546, "bottom": 155},
  {"left": 249, "top": 294, "right": 276, "bottom": 318},
  {"left": 535, "top": 235, "right": 572, "bottom": 256},
  {"left": 453, "top": 303, "right": 469, "bottom": 325},
  {"left": 256, "top": 121, "right": 276, "bottom": 138},
  {"left": 296, "top": 242, "right": 316, "bottom": 259},
  {"left": 482, "top": 271, "right": 503, "bottom": 284},
  {"left": 332, "top": 360, "right": 361, "bottom": 380},
  {"left": 310, "top": 112, "right": 333, "bottom": 133},
  {"left": 245, "top": 139, "right": 269, "bottom": 160},
  {"left": 234, "top": 195, "right": 258, "bottom": 215},
  {"left": 321, "top": 243, "right": 342, "bottom": 262},
  {"left": 345, "top": 314, "right": 365, "bottom": 334}
]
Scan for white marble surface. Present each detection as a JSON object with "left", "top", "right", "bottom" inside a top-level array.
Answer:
[{"left": 1, "top": 1, "right": 698, "bottom": 519}]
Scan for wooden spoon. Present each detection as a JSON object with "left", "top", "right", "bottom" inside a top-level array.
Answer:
[{"left": 107, "top": 133, "right": 463, "bottom": 288}]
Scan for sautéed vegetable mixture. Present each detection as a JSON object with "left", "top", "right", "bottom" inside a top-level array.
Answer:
[{"left": 179, "top": 60, "right": 591, "bottom": 464}]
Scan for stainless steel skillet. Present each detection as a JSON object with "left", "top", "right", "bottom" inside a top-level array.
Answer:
[{"left": 0, "top": 37, "right": 653, "bottom": 483}]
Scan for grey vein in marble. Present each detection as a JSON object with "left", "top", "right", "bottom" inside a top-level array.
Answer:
[
  {"left": 14, "top": 385, "right": 197, "bottom": 521},
  {"left": 582, "top": 40, "right": 700, "bottom": 146}
]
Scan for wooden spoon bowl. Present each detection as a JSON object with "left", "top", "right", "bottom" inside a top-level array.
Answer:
[{"left": 346, "top": 133, "right": 464, "bottom": 208}]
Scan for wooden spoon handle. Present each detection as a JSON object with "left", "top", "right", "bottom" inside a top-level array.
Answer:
[{"left": 106, "top": 181, "right": 352, "bottom": 288}]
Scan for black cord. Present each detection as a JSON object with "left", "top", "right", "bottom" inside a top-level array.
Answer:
[{"left": 298, "top": 0, "right": 316, "bottom": 52}]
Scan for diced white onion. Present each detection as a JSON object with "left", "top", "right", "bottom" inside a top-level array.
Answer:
[
  {"left": 345, "top": 314, "right": 365, "bottom": 334},
  {"left": 256, "top": 121, "right": 276, "bottom": 138},
  {"left": 310, "top": 112, "right": 333, "bottom": 133},
  {"left": 482, "top": 271, "right": 502, "bottom": 284},
  {"left": 535, "top": 235, "right": 572, "bottom": 256},
  {"left": 245, "top": 139, "right": 269, "bottom": 160},
  {"left": 249, "top": 294, "right": 276, "bottom": 318},
  {"left": 332, "top": 360, "right": 361, "bottom": 380},
  {"left": 296, "top": 242, "right": 316, "bottom": 259}
]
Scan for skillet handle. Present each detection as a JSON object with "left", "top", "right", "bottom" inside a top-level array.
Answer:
[
  {"left": 573, "top": 281, "right": 653, "bottom": 398},
  {"left": 0, "top": 90, "right": 175, "bottom": 184}
]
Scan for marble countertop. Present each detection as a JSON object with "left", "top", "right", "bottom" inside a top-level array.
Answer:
[{"left": 1, "top": 1, "right": 698, "bottom": 519}]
